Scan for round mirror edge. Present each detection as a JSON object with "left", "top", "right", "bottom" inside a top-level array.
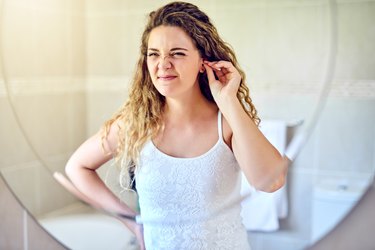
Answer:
[
  {"left": 0, "top": 173, "right": 69, "bottom": 249},
  {"left": 1, "top": 0, "right": 374, "bottom": 249}
]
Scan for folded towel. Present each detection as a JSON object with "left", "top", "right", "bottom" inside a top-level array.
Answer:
[{"left": 241, "top": 181, "right": 283, "bottom": 231}]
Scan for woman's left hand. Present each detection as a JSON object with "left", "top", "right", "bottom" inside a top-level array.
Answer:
[{"left": 203, "top": 60, "right": 241, "bottom": 103}]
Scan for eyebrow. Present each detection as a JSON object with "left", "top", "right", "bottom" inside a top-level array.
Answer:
[{"left": 147, "top": 47, "right": 189, "bottom": 52}]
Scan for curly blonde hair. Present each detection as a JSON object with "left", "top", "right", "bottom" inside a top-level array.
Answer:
[{"left": 101, "top": 1, "right": 260, "bottom": 186}]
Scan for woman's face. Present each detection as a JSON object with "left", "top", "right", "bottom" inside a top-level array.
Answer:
[{"left": 147, "top": 25, "right": 203, "bottom": 98}]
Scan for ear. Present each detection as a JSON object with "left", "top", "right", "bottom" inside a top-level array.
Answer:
[
  {"left": 199, "top": 66, "right": 205, "bottom": 73},
  {"left": 199, "top": 59, "right": 205, "bottom": 73}
]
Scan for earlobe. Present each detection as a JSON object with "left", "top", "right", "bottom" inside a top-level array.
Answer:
[{"left": 199, "top": 63, "right": 206, "bottom": 73}]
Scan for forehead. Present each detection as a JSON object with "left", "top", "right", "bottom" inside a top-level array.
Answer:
[{"left": 147, "top": 25, "right": 196, "bottom": 50}]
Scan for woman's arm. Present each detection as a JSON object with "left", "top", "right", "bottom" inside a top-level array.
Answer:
[
  {"left": 65, "top": 121, "right": 140, "bottom": 233},
  {"left": 204, "top": 60, "right": 288, "bottom": 192},
  {"left": 220, "top": 96, "right": 287, "bottom": 192}
]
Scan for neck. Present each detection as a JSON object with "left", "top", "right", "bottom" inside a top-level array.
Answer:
[{"left": 163, "top": 91, "right": 216, "bottom": 123}]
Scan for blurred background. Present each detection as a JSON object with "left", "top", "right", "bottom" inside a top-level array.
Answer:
[{"left": 0, "top": 0, "right": 374, "bottom": 249}]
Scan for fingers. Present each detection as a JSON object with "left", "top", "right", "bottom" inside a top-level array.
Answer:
[
  {"left": 204, "top": 60, "right": 236, "bottom": 73},
  {"left": 203, "top": 63, "right": 216, "bottom": 83},
  {"left": 204, "top": 60, "right": 240, "bottom": 79},
  {"left": 204, "top": 60, "right": 241, "bottom": 84}
]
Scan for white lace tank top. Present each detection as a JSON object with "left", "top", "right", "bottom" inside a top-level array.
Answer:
[{"left": 135, "top": 111, "right": 251, "bottom": 250}]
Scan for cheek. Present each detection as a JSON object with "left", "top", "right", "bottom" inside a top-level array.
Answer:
[
  {"left": 146, "top": 59, "right": 151, "bottom": 70},
  {"left": 186, "top": 63, "right": 201, "bottom": 78},
  {"left": 179, "top": 60, "right": 199, "bottom": 73},
  {"left": 146, "top": 60, "right": 156, "bottom": 76}
]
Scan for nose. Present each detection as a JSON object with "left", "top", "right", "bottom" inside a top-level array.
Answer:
[{"left": 157, "top": 55, "right": 172, "bottom": 70}]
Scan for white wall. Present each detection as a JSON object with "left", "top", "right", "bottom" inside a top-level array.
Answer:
[
  {"left": 0, "top": 0, "right": 86, "bottom": 216},
  {"left": 0, "top": 0, "right": 374, "bottom": 249}
]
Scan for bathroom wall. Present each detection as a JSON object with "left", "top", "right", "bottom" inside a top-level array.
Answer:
[
  {"left": 248, "top": 0, "right": 375, "bottom": 248},
  {"left": 0, "top": 0, "right": 374, "bottom": 249},
  {"left": 0, "top": 0, "right": 86, "bottom": 217}
]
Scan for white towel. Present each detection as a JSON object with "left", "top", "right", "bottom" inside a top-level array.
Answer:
[
  {"left": 241, "top": 120, "right": 289, "bottom": 231},
  {"left": 241, "top": 182, "right": 284, "bottom": 231}
]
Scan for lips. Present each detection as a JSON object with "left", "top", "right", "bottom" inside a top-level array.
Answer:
[{"left": 157, "top": 75, "right": 177, "bottom": 81}]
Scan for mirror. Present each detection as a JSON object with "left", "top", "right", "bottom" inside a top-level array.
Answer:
[{"left": 1, "top": 0, "right": 374, "bottom": 249}]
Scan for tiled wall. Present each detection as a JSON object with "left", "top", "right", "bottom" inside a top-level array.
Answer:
[
  {"left": 0, "top": 0, "right": 374, "bottom": 249},
  {"left": 0, "top": 0, "right": 86, "bottom": 217}
]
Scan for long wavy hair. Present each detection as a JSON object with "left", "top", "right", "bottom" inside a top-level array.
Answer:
[{"left": 101, "top": 1, "right": 260, "bottom": 188}]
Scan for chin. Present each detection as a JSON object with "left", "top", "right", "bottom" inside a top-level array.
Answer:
[
  {"left": 154, "top": 87, "right": 172, "bottom": 97},
  {"left": 158, "top": 91, "right": 179, "bottom": 98}
]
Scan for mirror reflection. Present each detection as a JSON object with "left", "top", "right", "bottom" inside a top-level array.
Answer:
[{"left": 1, "top": 0, "right": 374, "bottom": 250}]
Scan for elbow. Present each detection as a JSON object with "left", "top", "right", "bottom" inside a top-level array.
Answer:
[
  {"left": 247, "top": 173, "right": 286, "bottom": 193},
  {"left": 259, "top": 174, "right": 286, "bottom": 193},
  {"left": 65, "top": 157, "right": 97, "bottom": 183},
  {"left": 252, "top": 160, "right": 288, "bottom": 193},
  {"left": 65, "top": 158, "right": 77, "bottom": 179},
  {"left": 251, "top": 174, "right": 286, "bottom": 193}
]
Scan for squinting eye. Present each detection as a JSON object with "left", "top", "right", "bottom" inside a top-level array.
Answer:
[
  {"left": 171, "top": 52, "right": 186, "bottom": 57},
  {"left": 147, "top": 53, "right": 158, "bottom": 57}
]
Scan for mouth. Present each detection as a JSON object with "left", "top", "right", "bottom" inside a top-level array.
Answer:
[{"left": 157, "top": 75, "right": 177, "bottom": 81}]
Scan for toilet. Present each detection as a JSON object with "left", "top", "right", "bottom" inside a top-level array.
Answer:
[{"left": 311, "top": 176, "right": 369, "bottom": 242}]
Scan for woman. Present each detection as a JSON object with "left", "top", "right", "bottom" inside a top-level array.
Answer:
[{"left": 65, "top": 2, "right": 287, "bottom": 249}]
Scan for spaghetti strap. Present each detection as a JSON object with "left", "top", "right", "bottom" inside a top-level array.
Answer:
[{"left": 217, "top": 110, "right": 223, "bottom": 141}]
